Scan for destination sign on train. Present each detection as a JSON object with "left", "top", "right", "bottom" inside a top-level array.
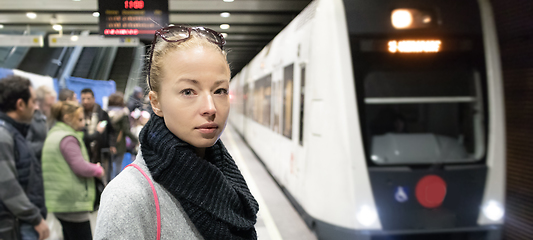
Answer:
[
  {"left": 98, "top": 0, "right": 169, "bottom": 39},
  {"left": 359, "top": 39, "right": 473, "bottom": 53},
  {"left": 388, "top": 40, "right": 442, "bottom": 53}
]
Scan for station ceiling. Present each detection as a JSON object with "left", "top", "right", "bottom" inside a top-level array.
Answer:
[{"left": 0, "top": 0, "right": 313, "bottom": 76}]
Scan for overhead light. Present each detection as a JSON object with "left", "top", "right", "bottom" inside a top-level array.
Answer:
[
  {"left": 221, "top": 33, "right": 228, "bottom": 38},
  {"left": 73, "top": 0, "right": 81, "bottom": 1},
  {"left": 53, "top": 24, "right": 63, "bottom": 31},
  {"left": 70, "top": 35, "right": 79, "bottom": 41},
  {"left": 93, "top": 12, "right": 100, "bottom": 17},
  {"left": 220, "top": 24, "right": 230, "bottom": 30},
  {"left": 0, "top": 24, "right": 4, "bottom": 29},
  {"left": 223, "top": 0, "right": 234, "bottom": 2},
  {"left": 168, "top": 24, "right": 175, "bottom": 27},
  {"left": 26, "top": 12, "right": 37, "bottom": 19},
  {"left": 220, "top": 12, "right": 231, "bottom": 18}
]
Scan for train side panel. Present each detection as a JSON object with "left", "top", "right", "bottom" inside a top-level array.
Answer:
[
  {"left": 230, "top": 0, "right": 382, "bottom": 232},
  {"left": 300, "top": 0, "right": 381, "bottom": 231},
  {"left": 476, "top": 0, "right": 506, "bottom": 226}
]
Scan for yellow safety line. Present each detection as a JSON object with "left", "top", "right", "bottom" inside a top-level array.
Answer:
[{"left": 225, "top": 129, "right": 283, "bottom": 240}]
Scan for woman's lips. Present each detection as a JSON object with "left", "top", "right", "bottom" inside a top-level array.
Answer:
[
  {"left": 196, "top": 123, "right": 219, "bottom": 134},
  {"left": 196, "top": 128, "right": 217, "bottom": 134}
]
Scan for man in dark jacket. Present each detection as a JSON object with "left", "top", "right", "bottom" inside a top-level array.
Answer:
[
  {"left": 0, "top": 75, "right": 49, "bottom": 240},
  {"left": 80, "top": 88, "right": 116, "bottom": 181}
]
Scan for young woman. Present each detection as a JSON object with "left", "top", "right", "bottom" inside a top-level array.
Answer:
[
  {"left": 95, "top": 26, "right": 259, "bottom": 239},
  {"left": 42, "top": 101, "right": 104, "bottom": 240}
]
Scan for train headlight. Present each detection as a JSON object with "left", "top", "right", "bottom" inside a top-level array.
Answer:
[
  {"left": 391, "top": 10, "right": 413, "bottom": 29},
  {"left": 482, "top": 200, "right": 504, "bottom": 221},
  {"left": 356, "top": 205, "right": 378, "bottom": 227},
  {"left": 391, "top": 9, "right": 434, "bottom": 29}
]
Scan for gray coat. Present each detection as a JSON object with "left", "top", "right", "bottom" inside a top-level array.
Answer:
[
  {"left": 26, "top": 110, "right": 48, "bottom": 161},
  {"left": 94, "top": 151, "right": 203, "bottom": 240}
]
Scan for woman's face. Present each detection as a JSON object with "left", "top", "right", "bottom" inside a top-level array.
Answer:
[
  {"left": 65, "top": 110, "right": 85, "bottom": 131},
  {"left": 151, "top": 45, "right": 231, "bottom": 148}
]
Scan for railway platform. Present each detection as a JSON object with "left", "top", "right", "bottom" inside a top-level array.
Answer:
[{"left": 44, "top": 124, "right": 317, "bottom": 240}]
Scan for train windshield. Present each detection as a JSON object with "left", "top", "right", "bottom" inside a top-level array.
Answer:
[{"left": 352, "top": 38, "right": 487, "bottom": 166}]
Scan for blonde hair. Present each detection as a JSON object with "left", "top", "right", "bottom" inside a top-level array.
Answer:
[
  {"left": 147, "top": 31, "right": 229, "bottom": 93},
  {"left": 51, "top": 101, "right": 83, "bottom": 127}
]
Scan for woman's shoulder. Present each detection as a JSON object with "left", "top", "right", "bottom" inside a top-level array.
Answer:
[
  {"left": 95, "top": 166, "right": 157, "bottom": 239},
  {"left": 102, "top": 162, "right": 179, "bottom": 215},
  {"left": 100, "top": 165, "right": 153, "bottom": 206},
  {"left": 95, "top": 160, "right": 203, "bottom": 239}
]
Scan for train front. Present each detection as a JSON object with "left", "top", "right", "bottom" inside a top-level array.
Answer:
[{"left": 347, "top": 0, "right": 505, "bottom": 238}]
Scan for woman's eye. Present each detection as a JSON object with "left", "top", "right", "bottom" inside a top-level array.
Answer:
[
  {"left": 215, "top": 88, "right": 228, "bottom": 95},
  {"left": 180, "top": 89, "right": 195, "bottom": 96}
]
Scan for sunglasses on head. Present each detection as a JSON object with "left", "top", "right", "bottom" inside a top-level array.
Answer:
[{"left": 147, "top": 26, "right": 226, "bottom": 91}]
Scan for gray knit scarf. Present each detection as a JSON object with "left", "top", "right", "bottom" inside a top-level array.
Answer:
[{"left": 140, "top": 113, "right": 259, "bottom": 240}]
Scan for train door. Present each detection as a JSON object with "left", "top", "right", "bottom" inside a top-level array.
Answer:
[
  {"left": 286, "top": 50, "right": 310, "bottom": 194},
  {"left": 292, "top": 28, "right": 311, "bottom": 195},
  {"left": 289, "top": 62, "right": 305, "bottom": 182}
]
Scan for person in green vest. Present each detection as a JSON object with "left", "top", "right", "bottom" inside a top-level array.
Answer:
[{"left": 41, "top": 101, "right": 104, "bottom": 240}]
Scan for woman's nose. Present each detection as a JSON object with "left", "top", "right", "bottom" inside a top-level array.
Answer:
[{"left": 201, "top": 94, "right": 217, "bottom": 116}]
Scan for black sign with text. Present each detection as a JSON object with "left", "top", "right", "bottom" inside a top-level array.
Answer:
[{"left": 98, "top": 0, "right": 169, "bottom": 39}]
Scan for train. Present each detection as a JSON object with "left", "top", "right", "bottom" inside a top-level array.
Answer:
[{"left": 228, "top": 0, "right": 505, "bottom": 239}]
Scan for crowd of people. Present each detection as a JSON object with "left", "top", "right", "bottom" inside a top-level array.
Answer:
[{"left": 0, "top": 75, "right": 150, "bottom": 240}]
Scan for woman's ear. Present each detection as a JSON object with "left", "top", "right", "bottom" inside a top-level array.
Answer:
[{"left": 149, "top": 91, "right": 163, "bottom": 117}]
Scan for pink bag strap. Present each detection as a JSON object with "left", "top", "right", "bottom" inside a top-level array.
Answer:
[{"left": 126, "top": 163, "right": 161, "bottom": 240}]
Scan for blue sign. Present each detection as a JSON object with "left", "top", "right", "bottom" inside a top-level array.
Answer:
[{"left": 395, "top": 186, "right": 409, "bottom": 203}]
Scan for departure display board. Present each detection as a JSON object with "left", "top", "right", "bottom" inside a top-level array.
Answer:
[{"left": 98, "top": 0, "right": 169, "bottom": 39}]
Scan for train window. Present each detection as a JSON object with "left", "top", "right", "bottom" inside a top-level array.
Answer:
[
  {"left": 243, "top": 83, "right": 248, "bottom": 117},
  {"left": 283, "top": 64, "right": 294, "bottom": 139},
  {"left": 299, "top": 66, "right": 306, "bottom": 146},
  {"left": 273, "top": 81, "right": 282, "bottom": 133},
  {"left": 252, "top": 75, "right": 272, "bottom": 127},
  {"left": 352, "top": 39, "right": 487, "bottom": 166},
  {"left": 363, "top": 70, "right": 485, "bottom": 165}
]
